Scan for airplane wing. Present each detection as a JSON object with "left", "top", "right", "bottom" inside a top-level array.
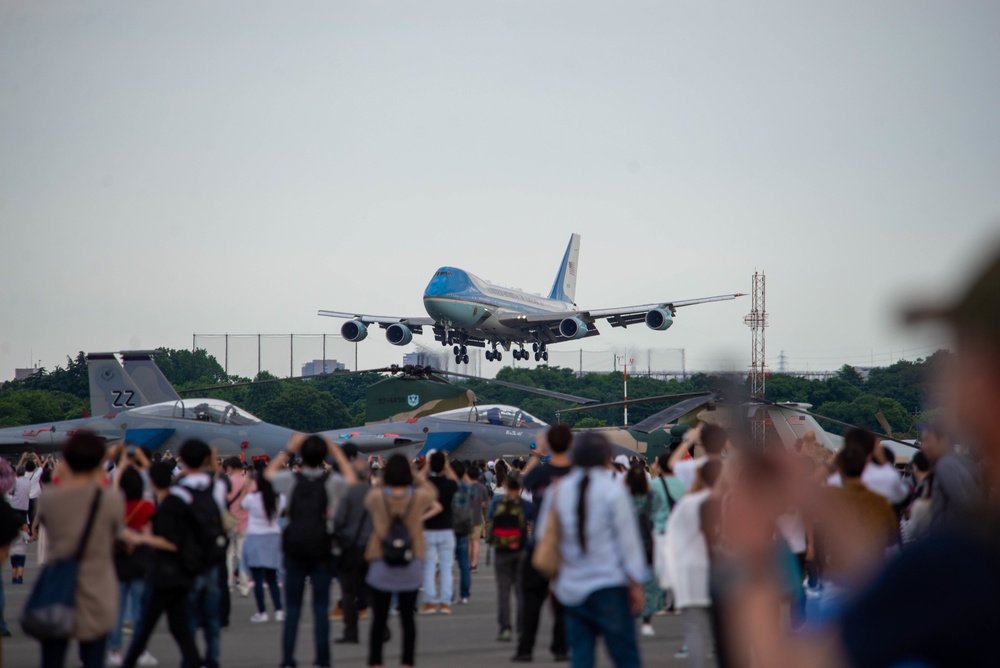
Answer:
[
  {"left": 317, "top": 310, "right": 436, "bottom": 329},
  {"left": 498, "top": 293, "right": 744, "bottom": 339}
]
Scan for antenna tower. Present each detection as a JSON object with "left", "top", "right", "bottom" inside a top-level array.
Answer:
[{"left": 743, "top": 272, "right": 768, "bottom": 447}]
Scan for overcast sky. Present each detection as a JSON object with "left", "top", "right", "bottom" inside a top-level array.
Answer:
[{"left": 1, "top": 1, "right": 998, "bottom": 382}]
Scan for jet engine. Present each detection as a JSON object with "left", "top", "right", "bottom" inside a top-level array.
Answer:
[
  {"left": 645, "top": 308, "right": 674, "bottom": 331},
  {"left": 385, "top": 323, "right": 413, "bottom": 346},
  {"left": 341, "top": 320, "right": 369, "bottom": 342},
  {"left": 558, "top": 317, "right": 589, "bottom": 340}
]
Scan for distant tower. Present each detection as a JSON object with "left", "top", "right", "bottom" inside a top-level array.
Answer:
[{"left": 743, "top": 272, "right": 768, "bottom": 447}]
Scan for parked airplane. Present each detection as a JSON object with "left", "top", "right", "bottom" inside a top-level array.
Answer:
[
  {"left": 317, "top": 403, "right": 639, "bottom": 462},
  {"left": 0, "top": 353, "right": 295, "bottom": 459},
  {"left": 320, "top": 233, "right": 744, "bottom": 365}
]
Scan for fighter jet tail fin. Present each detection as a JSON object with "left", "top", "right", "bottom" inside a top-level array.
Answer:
[
  {"left": 87, "top": 353, "right": 150, "bottom": 415},
  {"left": 548, "top": 233, "right": 581, "bottom": 305},
  {"left": 121, "top": 350, "right": 181, "bottom": 404}
]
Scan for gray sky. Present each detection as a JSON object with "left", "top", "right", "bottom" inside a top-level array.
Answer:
[{"left": 2, "top": 0, "right": 998, "bottom": 382}]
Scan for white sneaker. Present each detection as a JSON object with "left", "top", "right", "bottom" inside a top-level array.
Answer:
[
  {"left": 137, "top": 651, "right": 159, "bottom": 666},
  {"left": 275, "top": 610, "right": 286, "bottom": 622},
  {"left": 107, "top": 651, "right": 123, "bottom": 666},
  {"left": 641, "top": 623, "right": 655, "bottom": 637},
  {"left": 250, "top": 612, "right": 269, "bottom": 623}
]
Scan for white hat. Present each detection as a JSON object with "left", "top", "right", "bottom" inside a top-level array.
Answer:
[
  {"left": 613, "top": 454, "right": 630, "bottom": 468},
  {"left": 487, "top": 461, "right": 495, "bottom": 470}
]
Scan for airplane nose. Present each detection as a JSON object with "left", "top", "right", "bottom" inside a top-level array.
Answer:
[{"left": 423, "top": 298, "right": 481, "bottom": 327}]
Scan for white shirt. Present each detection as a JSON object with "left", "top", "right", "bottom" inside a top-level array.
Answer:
[
  {"left": 25, "top": 469, "right": 43, "bottom": 499},
  {"left": 242, "top": 493, "right": 285, "bottom": 535},
  {"left": 827, "top": 462, "right": 909, "bottom": 505},
  {"left": 664, "top": 489, "right": 713, "bottom": 608},
  {"left": 539, "top": 468, "right": 649, "bottom": 607},
  {"left": 673, "top": 457, "right": 707, "bottom": 491},
  {"left": 8, "top": 477, "right": 30, "bottom": 511}
]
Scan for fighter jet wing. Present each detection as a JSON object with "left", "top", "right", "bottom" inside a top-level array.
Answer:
[
  {"left": 498, "top": 293, "right": 744, "bottom": 332},
  {"left": 317, "top": 310, "right": 436, "bottom": 328}
]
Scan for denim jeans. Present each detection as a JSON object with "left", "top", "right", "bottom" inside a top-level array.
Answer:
[
  {"left": 455, "top": 534, "right": 471, "bottom": 599},
  {"left": 282, "top": 555, "right": 334, "bottom": 668},
  {"left": 422, "top": 529, "right": 456, "bottom": 605},
  {"left": 109, "top": 579, "right": 147, "bottom": 651},
  {"left": 186, "top": 566, "right": 221, "bottom": 668},
  {"left": 564, "top": 586, "right": 641, "bottom": 668}
]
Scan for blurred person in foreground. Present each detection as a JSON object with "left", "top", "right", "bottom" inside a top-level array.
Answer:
[
  {"left": 721, "top": 244, "right": 1000, "bottom": 668},
  {"left": 537, "top": 432, "right": 647, "bottom": 668}
]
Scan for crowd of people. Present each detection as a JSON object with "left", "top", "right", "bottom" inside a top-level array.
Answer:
[{"left": 0, "top": 247, "right": 998, "bottom": 668}]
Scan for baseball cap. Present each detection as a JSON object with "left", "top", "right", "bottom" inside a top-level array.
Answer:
[
  {"left": 487, "top": 461, "right": 495, "bottom": 470},
  {"left": 613, "top": 454, "right": 630, "bottom": 468},
  {"left": 904, "top": 244, "right": 1000, "bottom": 341}
]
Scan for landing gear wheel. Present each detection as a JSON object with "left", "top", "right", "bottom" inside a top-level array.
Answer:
[
  {"left": 496, "top": 352, "right": 502, "bottom": 362},
  {"left": 532, "top": 343, "right": 539, "bottom": 353},
  {"left": 453, "top": 345, "right": 460, "bottom": 356},
  {"left": 542, "top": 351, "right": 549, "bottom": 361},
  {"left": 462, "top": 354, "right": 469, "bottom": 364},
  {"left": 460, "top": 345, "right": 468, "bottom": 355},
  {"left": 534, "top": 352, "right": 541, "bottom": 362}
]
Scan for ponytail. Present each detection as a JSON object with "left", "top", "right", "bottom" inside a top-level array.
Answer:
[{"left": 577, "top": 472, "right": 590, "bottom": 553}]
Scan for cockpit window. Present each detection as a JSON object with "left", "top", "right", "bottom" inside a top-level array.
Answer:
[
  {"left": 131, "top": 399, "right": 261, "bottom": 425},
  {"left": 435, "top": 271, "right": 453, "bottom": 277}
]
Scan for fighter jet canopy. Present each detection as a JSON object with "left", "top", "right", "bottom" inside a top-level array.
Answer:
[
  {"left": 131, "top": 398, "right": 261, "bottom": 426},
  {"left": 435, "top": 404, "right": 547, "bottom": 429}
]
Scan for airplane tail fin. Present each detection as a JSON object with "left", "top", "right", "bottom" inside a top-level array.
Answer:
[
  {"left": 87, "top": 353, "right": 150, "bottom": 415},
  {"left": 121, "top": 350, "right": 181, "bottom": 404},
  {"left": 762, "top": 403, "right": 842, "bottom": 452},
  {"left": 548, "top": 233, "right": 581, "bottom": 304}
]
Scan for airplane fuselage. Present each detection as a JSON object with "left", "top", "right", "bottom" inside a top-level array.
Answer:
[{"left": 423, "top": 267, "right": 572, "bottom": 340}]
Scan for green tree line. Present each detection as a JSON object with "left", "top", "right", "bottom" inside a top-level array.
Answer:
[{"left": 1, "top": 347, "right": 948, "bottom": 435}]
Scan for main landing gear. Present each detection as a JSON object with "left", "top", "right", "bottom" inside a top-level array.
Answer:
[
  {"left": 485, "top": 348, "right": 503, "bottom": 362},
  {"left": 452, "top": 344, "right": 470, "bottom": 365},
  {"left": 532, "top": 342, "right": 549, "bottom": 362}
]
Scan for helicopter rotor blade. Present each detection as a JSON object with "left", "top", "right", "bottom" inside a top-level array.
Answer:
[
  {"left": 424, "top": 368, "right": 597, "bottom": 405},
  {"left": 556, "top": 392, "right": 713, "bottom": 415}
]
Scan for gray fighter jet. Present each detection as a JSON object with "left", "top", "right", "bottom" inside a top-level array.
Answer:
[
  {"left": 317, "top": 403, "right": 639, "bottom": 462},
  {"left": 0, "top": 353, "right": 295, "bottom": 460}
]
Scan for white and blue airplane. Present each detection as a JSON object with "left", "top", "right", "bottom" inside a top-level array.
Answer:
[{"left": 319, "top": 234, "right": 744, "bottom": 365}]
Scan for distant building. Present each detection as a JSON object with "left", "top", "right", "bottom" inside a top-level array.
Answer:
[
  {"left": 403, "top": 351, "right": 444, "bottom": 368},
  {"left": 301, "top": 359, "right": 345, "bottom": 376},
  {"left": 14, "top": 368, "right": 36, "bottom": 381}
]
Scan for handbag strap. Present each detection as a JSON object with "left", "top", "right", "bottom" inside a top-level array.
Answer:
[
  {"left": 659, "top": 476, "right": 676, "bottom": 511},
  {"left": 74, "top": 489, "right": 103, "bottom": 562}
]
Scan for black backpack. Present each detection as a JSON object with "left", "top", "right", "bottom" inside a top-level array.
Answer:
[
  {"left": 182, "top": 485, "right": 228, "bottom": 575},
  {"left": 283, "top": 472, "right": 332, "bottom": 560},
  {"left": 382, "top": 493, "right": 415, "bottom": 567}
]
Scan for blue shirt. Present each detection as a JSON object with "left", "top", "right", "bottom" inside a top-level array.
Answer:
[{"left": 538, "top": 467, "right": 649, "bottom": 606}]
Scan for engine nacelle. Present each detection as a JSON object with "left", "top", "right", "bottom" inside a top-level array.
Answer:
[
  {"left": 645, "top": 308, "right": 674, "bottom": 331},
  {"left": 558, "top": 317, "right": 589, "bottom": 340},
  {"left": 341, "top": 320, "right": 369, "bottom": 342},
  {"left": 385, "top": 323, "right": 413, "bottom": 346}
]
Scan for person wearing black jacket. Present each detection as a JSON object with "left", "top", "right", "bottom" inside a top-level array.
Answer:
[{"left": 121, "top": 461, "right": 201, "bottom": 668}]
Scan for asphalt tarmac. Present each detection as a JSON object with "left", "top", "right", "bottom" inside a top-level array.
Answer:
[{"left": 2, "top": 547, "right": 702, "bottom": 667}]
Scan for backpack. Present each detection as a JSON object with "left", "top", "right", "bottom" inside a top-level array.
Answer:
[
  {"left": 181, "top": 485, "right": 228, "bottom": 575},
  {"left": 638, "top": 494, "right": 654, "bottom": 564},
  {"left": 490, "top": 498, "right": 526, "bottom": 552},
  {"left": 382, "top": 493, "right": 415, "bottom": 567},
  {"left": 452, "top": 482, "right": 476, "bottom": 538},
  {"left": 282, "top": 472, "right": 332, "bottom": 560}
]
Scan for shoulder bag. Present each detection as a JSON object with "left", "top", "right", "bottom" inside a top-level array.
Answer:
[
  {"left": 21, "top": 488, "right": 103, "bottom": 641},
  {"left": 531, "top": 486, "right": 562, "bottom": 580}
]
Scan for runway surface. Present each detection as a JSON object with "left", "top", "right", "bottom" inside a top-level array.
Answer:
[{"left": 1, "top": 545, "right": 704, "bottom": 667}]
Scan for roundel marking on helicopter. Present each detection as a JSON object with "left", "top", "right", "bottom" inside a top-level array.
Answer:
[{"left": 102, "top": 368, "right": 115, "bottom": 380}]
